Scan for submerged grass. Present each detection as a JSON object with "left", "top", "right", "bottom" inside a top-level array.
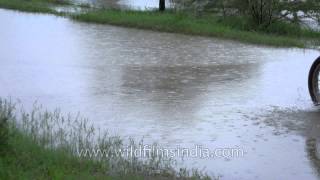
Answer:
[
  {"left": 0, "top": 98, "right": 211, "bottom": 179},
  {"left": 0, "top": 0, "right": 319, "bottom": 48}
]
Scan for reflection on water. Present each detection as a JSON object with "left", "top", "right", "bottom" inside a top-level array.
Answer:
[
  {"left": 307, "top": 139, "right": 320, "bottom": 176},
  {"left": 122, "top": 64, "right": 257, "bottom": 100},
  {"left": 0, "top": 8, "right": 320, "bottom": 180}
]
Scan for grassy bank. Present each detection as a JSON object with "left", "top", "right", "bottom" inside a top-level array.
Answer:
[
  {"left": 0, "top": 0, "right": 71, "bottom": 14},
  {"left": 0, "top": 99, "right": 211, "bottom": 180},
  {"left": 0, "top": 0, "right": 319, "bottom": 47},
  {"left": 72, "top": 10, "right": 314, "bottom": 47},
  {"left": 0, "top": 131, "right": 114, "bottom": 179}
]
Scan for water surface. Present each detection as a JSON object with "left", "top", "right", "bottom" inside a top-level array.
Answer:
[
  {"left": 73, "top": 0, "right": 173, "bottom": 9},
  {"left": 0, "top": 9, "right": 320, "bottom": 180}
]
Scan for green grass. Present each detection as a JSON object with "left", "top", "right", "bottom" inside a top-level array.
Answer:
[
  {"left": 0, "top": 0, "right": 59, "bottom": 13},
  {"left": 0, "top": 99, "right": 211, "bottom": 180},
  {"left": 72, "top": 10, "right": 320, "bottom": 47},
  {"left": 0, "top": 131, "right": 115, "bottom": 180},
  {"left": 0, "top": 0, "right": 319, "bottom": 47}
]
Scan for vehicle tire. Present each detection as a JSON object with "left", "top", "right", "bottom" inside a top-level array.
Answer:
[{"left": 308, "top": 56, "right": 320, "bottom": 105}]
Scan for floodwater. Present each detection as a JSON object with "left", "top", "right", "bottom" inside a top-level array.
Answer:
[
  {"left": 1, "top": 8, "right": 320, "bottom": 180},
  {"left": 73, "top": 0, "right": 173, "bottom": 9}
]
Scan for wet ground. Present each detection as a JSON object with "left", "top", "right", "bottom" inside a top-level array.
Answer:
[{"left": 1, "top": 8, "right": 320, "bottom": 180}]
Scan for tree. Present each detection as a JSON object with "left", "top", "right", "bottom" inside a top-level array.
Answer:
[
  {"left": 176, "top": 0, "right": 320, "bottom": 28},
  {"left": 159, "top": 0, "right": 165, "bottom": 11},
  {"left": 213, "top": 0, "right": 320, "bottom": 27},
  {"left": 246, "top": 0, "right": 281, "bottom": 26}
]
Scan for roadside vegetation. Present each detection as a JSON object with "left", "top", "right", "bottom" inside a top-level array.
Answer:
[
  {"left": 0, "top": 0, "right": 319, "bottom": 47},
  {"left": 0, "top": 98, "right": 211, "bottom": 179}
]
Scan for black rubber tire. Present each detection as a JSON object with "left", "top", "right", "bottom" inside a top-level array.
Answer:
[{"left": 308, "top": 56, "right": 320, "bottom": 105}]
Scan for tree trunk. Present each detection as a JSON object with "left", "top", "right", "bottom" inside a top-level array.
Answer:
[{"left": 159, "top": 0, "right": 165, "bottom": 11}]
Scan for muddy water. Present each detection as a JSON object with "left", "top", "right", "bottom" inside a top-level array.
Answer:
[{"left": 1, "top": 9, "right": 320, "bottom": 179}]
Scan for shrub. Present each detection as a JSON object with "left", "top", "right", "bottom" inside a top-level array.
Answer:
[
  {"left": 0, "top": 99, "right": 14, "bottom": 154},
  {"left": 259, "top": 20, "right": 302, "bottom": 36},
  {"left": 0, "top": 117, "right": 9, "bottom": 154}
]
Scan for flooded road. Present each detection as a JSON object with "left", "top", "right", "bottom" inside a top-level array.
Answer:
[{"left": 1, "top": 9, "right": 320, "bottom": 179}]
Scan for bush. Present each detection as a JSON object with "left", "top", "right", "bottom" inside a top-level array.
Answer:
[
  {"left": 0, "top": 99, "right": 14, "bottom": 154},
  {"left": 0, "top": 117, "right": 9, "bottom": 154},
  {"left": 216, "top": 16, "right": 255, "bottom": 31},
  {"left": 261, "top": 21, "right": 302, "bottom": 36},
  {"left": 215, "top": 16, "right": 304, "bottom": 37}
]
